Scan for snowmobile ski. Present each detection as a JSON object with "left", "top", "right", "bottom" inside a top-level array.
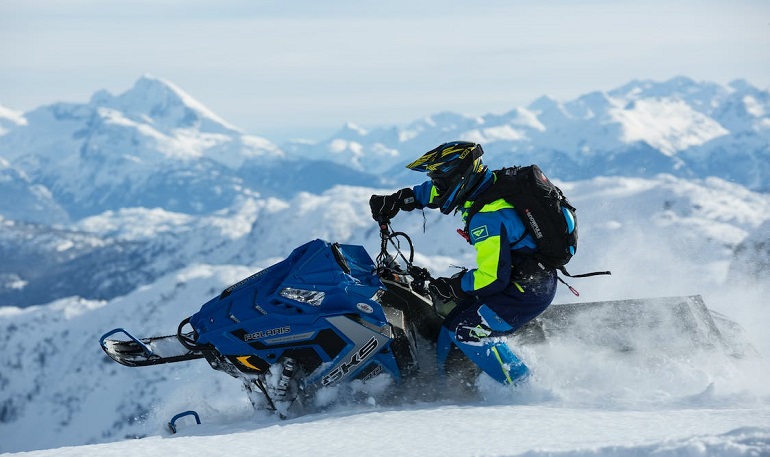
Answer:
[{"left": 100, "top": 327, "right": 205, "bottom": 367}]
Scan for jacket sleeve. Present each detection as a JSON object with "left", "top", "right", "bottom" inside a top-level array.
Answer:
[{"left": 412, "top": 180, "right": 440, "bottom": 209}]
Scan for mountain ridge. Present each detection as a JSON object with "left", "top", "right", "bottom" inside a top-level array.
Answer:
[
  {"left": 285, "top": 76, "right": 770, "bottom": 189},
  {"left": 1, "top": 75, "right": 768, "bottom": 225}
]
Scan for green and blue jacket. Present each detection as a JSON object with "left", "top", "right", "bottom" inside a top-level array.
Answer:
[{"left": 413, "top": 175, "right": 537, "bottom": 297}]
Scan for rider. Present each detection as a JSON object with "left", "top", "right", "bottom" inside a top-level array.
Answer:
[{"left": 369, "top": 141, "right": 557, "bottom": 385}]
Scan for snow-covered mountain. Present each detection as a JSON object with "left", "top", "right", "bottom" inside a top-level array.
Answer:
[
  {"left": 286, "top": 77, "right": 770, "bottom": 191},
  {"left": 0, "top": 75, "right": 769, "bottom": 308},
  {"left": 1, "top": 75, "right": 768, "bottom": 224},
  {"left": 0, "top": 105, "right": 26, "bottom": 132},
  {"left": 0, "top": 158, "right": 69, "bottom": 225},
  {"left": 0, "top": 75, "right": 383, "bottom": 220}
]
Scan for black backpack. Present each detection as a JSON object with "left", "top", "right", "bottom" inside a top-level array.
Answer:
[{"left": 464, "top": 165, "right": 608, "bottom": 281}]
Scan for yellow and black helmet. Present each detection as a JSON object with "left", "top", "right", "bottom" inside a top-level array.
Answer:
[{"left": 406, "top": 141, "right": 488, "bottom": 214}]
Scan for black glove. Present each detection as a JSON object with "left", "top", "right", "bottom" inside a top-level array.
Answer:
[
  {"left": 369, "top": 188, "right": 416, "bottom": 221},
  {"left": 429, "top": 274, "right": 469, "bottom": 302}
]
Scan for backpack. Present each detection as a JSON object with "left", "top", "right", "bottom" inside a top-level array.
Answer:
[{"left": 463, "top": 165, "right": 608, "bottom": 281}]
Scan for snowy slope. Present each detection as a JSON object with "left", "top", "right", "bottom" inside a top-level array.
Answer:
[
  {"left": 6, "top": 409, "right": 770, "bottom": 457},
  {"left": 2, "top": 262, "right": 769, "bottom": 456},
  {"left": 2, "top": 175, "right": 770, "bottom": 454}
]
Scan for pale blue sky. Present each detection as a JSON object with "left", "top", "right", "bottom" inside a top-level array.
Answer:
[{"left": 1, "top": 0, "right": 768, "bottom": 141}]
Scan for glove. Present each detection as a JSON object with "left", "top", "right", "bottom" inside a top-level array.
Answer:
[
  {"left": 369, "top": 188, "right": 416, "bottom": 221},
  {"left": 429, "top": 274, "right": 469, "bottom": 303}
]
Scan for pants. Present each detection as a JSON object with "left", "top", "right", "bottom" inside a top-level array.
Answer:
[{"left": 436, "top": 269, "right": 557, "bottom": 384}]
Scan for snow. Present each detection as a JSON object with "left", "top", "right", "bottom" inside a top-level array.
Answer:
[
  {"left": 743, "top": 96, "right": 765, "bottom": 118},
  {"left": 2, "top": 178, "right": 770, "bottom": 455},
  {"left": 6, "top": 408, "right": 769, "bottom": 457},
  {"left": 461, "top": 125, "right": 527, "bottom": 143},
  {"left": 611, "top": 98, "right": 729, "bottom": 156},
  {"left": 2, "top": 75, "right": 770, "bottom": 457},
  {"left": 0, "top": 105, "right": 28, "bottom": 136},
  {"left": 76, "top": 208, "right": 195, "bottom": 240}
]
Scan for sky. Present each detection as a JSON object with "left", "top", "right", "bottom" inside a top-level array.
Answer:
[{"left": 1, "top": 0, "right": 769, "bottom": 142}]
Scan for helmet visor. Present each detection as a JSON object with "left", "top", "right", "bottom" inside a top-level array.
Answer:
[{"left": 428, "top": 170, "right": 462, "bottom": 195}]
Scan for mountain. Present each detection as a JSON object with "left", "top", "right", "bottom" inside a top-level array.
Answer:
[
  {"left": 1, "top": 75, "right": 768, "bottom": 224},
  {"left": 0, "top": 104, "right": 26, "bottom": 136},
  {"left": 0, "top": 76, "right": 383, "bottom": 220},
  {"left": 284, "top": 77, "right": 770, "bottom": 191},
  {"left": 0, "top": 199, "right": 268, "bottom": 307},
  {"left": 1, "top": 76, "right": 770, "bottom": 308},
  {"left": 0, "top": 158, "right": 69, "bottom": 225}
]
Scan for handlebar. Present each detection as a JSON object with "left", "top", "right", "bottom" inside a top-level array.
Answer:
[{"left": 374, "top": 218, "right": 433, "bottom": 293}]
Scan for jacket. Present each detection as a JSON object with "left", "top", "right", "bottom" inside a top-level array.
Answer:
[{"left": 412, "top": 177, "right": 537, "bottom": 296}]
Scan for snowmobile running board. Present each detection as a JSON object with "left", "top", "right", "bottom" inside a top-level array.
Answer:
[{"left": 100, "top": 328, "right": 205, "bottom": 367}]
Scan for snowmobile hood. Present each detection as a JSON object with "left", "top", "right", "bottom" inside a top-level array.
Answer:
[{"left": 189, "top": 239, "right": 387, "bottom": 340}]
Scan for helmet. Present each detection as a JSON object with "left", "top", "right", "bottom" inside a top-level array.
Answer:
[{"left": 406, "top": 141, "right": 488, "bottom": 214}]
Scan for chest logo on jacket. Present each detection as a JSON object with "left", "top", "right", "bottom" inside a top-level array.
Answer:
[{"left": 471, "top": 225, "right": 489, "bottom": 242}]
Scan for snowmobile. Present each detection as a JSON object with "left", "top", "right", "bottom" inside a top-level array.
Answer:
[
  {"left": 100, "top": 220, "right": 446, "bottom": 416},
  {"left": 101, "top": 220, "right": 749, "bottom": 417}
]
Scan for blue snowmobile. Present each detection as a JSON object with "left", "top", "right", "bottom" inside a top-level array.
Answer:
[
  {"left": 101, "top": 221, "right": 449, "bottom": 415},
  {"left": 100, "top": 219, "right": 747, "bottom": 416}
]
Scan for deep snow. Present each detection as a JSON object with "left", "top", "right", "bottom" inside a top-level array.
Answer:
[{"left": 5, "top": 341, "right": 770, "bottom": 457}]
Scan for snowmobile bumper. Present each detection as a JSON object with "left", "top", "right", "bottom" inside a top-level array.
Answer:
[{"left": 100, "top": 328, "right": 205, "bottom": 367}]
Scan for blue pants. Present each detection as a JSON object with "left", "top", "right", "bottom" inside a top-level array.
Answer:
[{"left": 437, "top": 269, "right": 557, "bottom": 384}]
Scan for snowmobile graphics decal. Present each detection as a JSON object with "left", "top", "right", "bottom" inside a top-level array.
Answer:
[
  {"left": 243, "top": 326, "right": 291, "bottom": 342},
  {"left": 319, "top": 315, "right": 392, "bottom": 387},
  {"left": 322, "top": 336, "right": 379, "bottom": 386},
  {"left": 235, "top": 355, "right": 263, "bottom": 371}
]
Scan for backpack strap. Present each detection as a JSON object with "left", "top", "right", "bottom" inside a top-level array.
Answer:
[
  {"left": 559, "top": 267, "right": 612, "bottom": 278},
  {"left": 556, "top": 266, "right": 612, "bottom": 297},
  {"left": 462, "top": 169, "right": 508, "bottom": 237}
]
